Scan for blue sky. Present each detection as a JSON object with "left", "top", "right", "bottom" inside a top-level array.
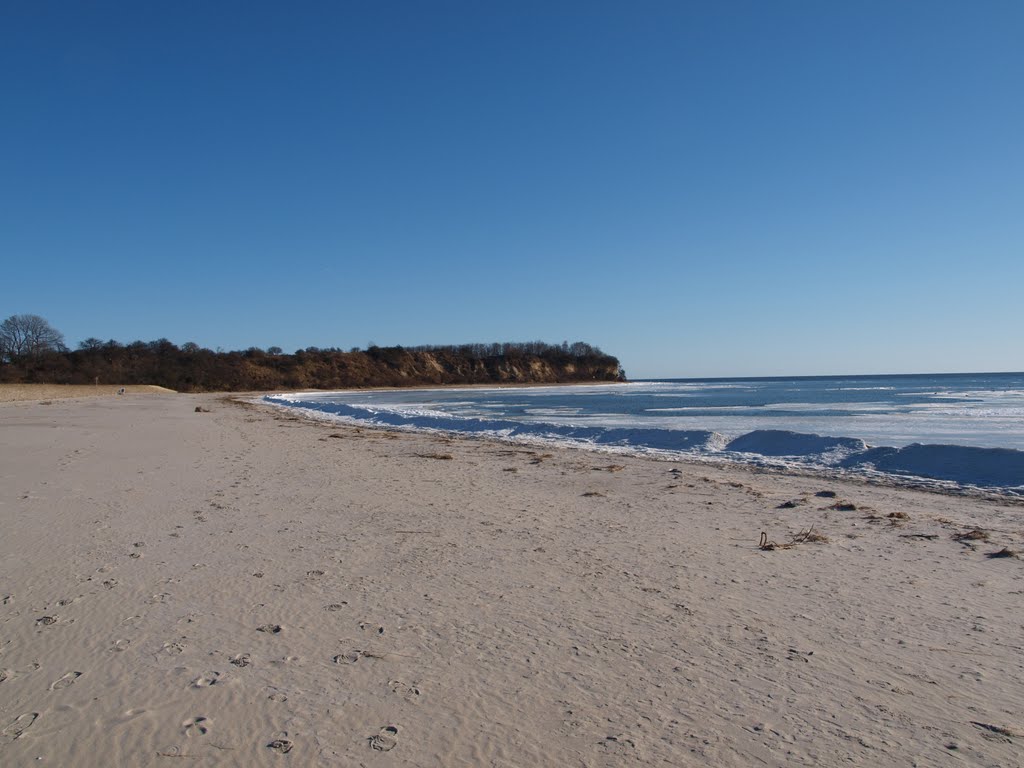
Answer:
[{"left": 2, "top": 1, "right": 1021, "bottom": 378}]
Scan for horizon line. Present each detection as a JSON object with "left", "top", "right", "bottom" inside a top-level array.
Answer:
[{"left": 632, "top": 370, "right": 1024, "bottom": 382}]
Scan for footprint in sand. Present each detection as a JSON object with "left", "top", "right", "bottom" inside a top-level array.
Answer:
[
  {"left": 183, "top": 716, "right": 210, "bottom": 736},
  {"left": 358, "top": 622, "right": 385, "bottom": 635},
  {"left": 190, "top": 672, "right": 222, "bottom": 688},
  {"left": 324, "top": 603, "right": 347, "bottom": 611},
  {"left": 369, "top": 725, "right": 399, "bottom": 751},
  {"left": 388, "top": 679, "right": 421, "bottom": 700},
  {"left": 0, "top": 669, "right": 8, "bottom": 684},
  {"left": 230, "top": 653, "right": 251, "bottom": 667},
  {"left": 36, "top": 615, "right": 59, "bottom": 626},
  {"left": 306, "top": 569, "right": 325, "bottom": 578},
  {"left": 598, "top": 734, "right": 639, "bottom": 757},
  {"left": 2, "top": 712, "right": 38, "bottom": 741},
  {"left": 257, "top": 624, "right": 283, "bottom": 634},
  {"left": 50, "top": 671, "right": 82, "bottom": 690},
  {"left": 267, "top": 734, "right": 293, "bottom": 753},
  {"left": 111, "top": 639, "right": 131, "bottom": 652},
  {"left": 267, "top": 691, "right": 288, "bottom": 703},
  {"left": 332, "top": 650, "right": 364, "bottom": 664}
]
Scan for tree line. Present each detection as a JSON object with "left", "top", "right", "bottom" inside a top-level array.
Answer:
[{"left": 0, "top": 314, "right": 625, "bottom": 391}]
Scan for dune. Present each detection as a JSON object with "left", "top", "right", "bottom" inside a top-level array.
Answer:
[{"left": 0, "top": 384, "right": 176, "bottom": 402}]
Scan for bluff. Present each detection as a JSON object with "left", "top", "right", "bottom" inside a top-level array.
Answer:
[{"left": 0, "top": 340, "right": 625, "bottom": 392}]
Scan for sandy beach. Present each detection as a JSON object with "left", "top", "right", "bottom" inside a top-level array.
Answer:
[
  {"left": 1, "top": 390, "right": 1022, "bottom": 767},
  {"left": 0, "top": 384, "right": 176, "bottom": 403}
]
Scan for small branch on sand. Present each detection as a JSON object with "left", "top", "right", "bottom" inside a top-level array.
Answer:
[
  {"left": 970, "top": 721, "right": 1020, "bottom": 738},
  {"left": 792, "top": 528, "right": 813, "bottom": 545},
  {"left": 759, "top": 526, "right": 828, "bottom": 551}
]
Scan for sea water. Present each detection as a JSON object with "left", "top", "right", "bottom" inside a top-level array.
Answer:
[{"left": 265, "top": 372, "right": 1024, "bottom": 493}]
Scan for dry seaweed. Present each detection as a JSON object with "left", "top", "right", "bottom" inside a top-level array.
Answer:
[
  {"left": 953, "top": 529, "right": 989, "bottom": 541},
  {"left": 759, "top": 527, "right": 827, "bottom": 551},
  {"left": 986, "top": 548, "right": 1019, "bottom": 559}
]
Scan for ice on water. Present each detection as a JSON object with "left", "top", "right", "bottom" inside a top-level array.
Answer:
[{"left": 266, "top": 373, "right": 1024, "bottom": 493}]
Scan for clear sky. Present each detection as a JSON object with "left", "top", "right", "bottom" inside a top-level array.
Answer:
[{"left": 2, "top": 1, "right": 1021, "bottom": 378}]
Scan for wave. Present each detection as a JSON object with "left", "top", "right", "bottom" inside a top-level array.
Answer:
[
  {"left": 726, "top": 430, "right": 867, "bottom": 457},
  {"left": 263, "top": 395, "right": 1024, "bottom": 494},
  {"left": 839, "top": 444, "right": 1024, "bottom": 489},
  {"left": 831, "top": 386, "right": 896, "bottom": 391}
]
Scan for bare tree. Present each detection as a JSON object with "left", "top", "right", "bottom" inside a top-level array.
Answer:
[
  {"left": 0, "top": 314, "right": 67, "bottom": 361},
  {"left": 78, "top": 337, "right": 104, "bottom": 351}
]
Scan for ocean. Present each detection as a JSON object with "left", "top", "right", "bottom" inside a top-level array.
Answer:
[{"left": 264, "top": 372, "right": 1024, "bottom": 494}]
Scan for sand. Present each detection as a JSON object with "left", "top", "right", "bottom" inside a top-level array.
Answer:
[
  {"left": 0, "top": 384, "right": 176, "bottom": 403},
  {"left": 1, "top": 391, "right": 1022, "bottom": 766}
]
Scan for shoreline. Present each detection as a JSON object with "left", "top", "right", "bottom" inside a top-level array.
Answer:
[
  {"left": 3, "top": 381, "right": 1019, "bottom": 502},
  {"left": 2, "top": 392, "right": 1022, "bottom": 766},
  {"left": 258, "top": 394, "right": 1024, "bottom": 504}
]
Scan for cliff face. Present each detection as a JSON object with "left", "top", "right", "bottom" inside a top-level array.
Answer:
[
  {"left": 278, "top": 347, "right": 623, "bottom": 390},
  {"left": 1, "top": 341, "right": 625, "bottom": 392}
]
